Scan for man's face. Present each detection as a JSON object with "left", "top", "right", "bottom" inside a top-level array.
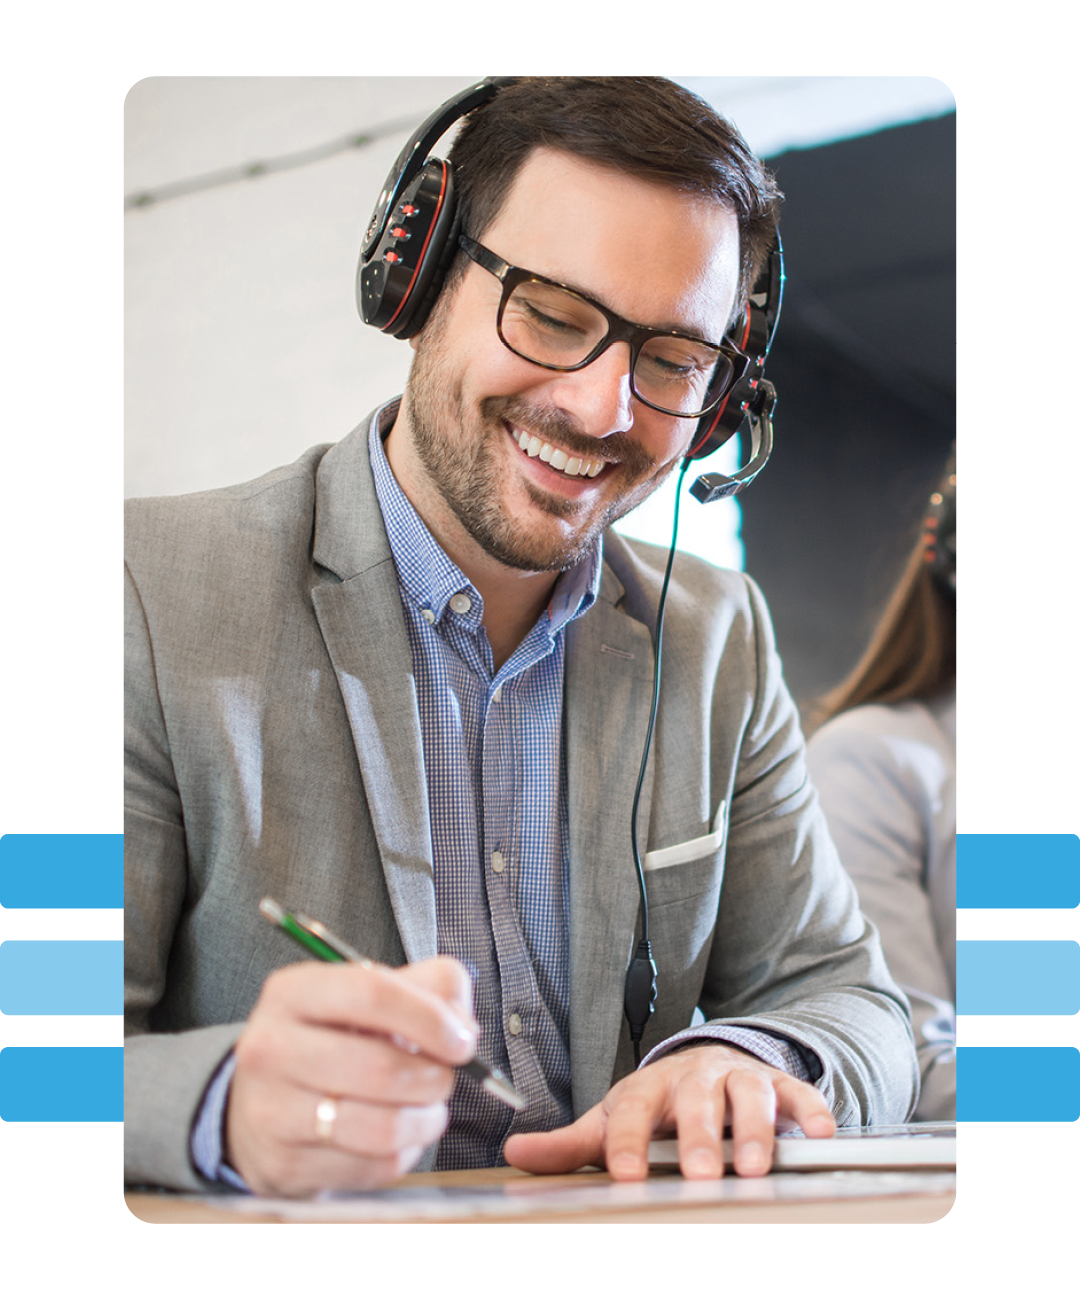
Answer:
[{"left": 395, "top": 147, "right": 741, "bottom": 574}]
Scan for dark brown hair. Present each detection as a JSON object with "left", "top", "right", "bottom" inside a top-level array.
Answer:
[
  {"left": 445, "top": 77, "right": 781, "bottom": 325},
  {"left": 810, "top": 522, "right": 956, "bottom": 732}
]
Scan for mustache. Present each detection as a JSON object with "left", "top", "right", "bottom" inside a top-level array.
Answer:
[{"left": 482, "top": 395, "right": 656, "bottom": 476}]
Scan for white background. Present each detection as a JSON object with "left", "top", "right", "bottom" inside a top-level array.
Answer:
[{"left": 1, "top": 5, "right": 1077, "bottom": 1296}]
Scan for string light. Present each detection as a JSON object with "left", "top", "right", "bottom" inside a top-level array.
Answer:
[{"left": 124, "top": 112, "right": 420, "bottom": 212}]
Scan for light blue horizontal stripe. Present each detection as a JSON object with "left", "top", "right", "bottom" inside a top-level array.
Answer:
[
  {"left": 0, "top": 941, "right": 123, "bottom": 1014},
  {"left": 957, "top": 1047, "right": 1080, "bottom": 1121},
  {"left": 957, "top": 834, "right": 1079, "bottom": 909},
  {"left": 956, "top": 940, "right": 1080, "bottom": 1015},
  {"left": 0, "top": 1047, "right": 123, "bottom": 1121},
  {"left": 0, "top": 834, "right": 123, "bottom": 909}
]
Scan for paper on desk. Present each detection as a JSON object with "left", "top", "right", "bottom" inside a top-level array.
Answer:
[{"left": 200, "top": 1167, "right": 956, "bottom": 1223}]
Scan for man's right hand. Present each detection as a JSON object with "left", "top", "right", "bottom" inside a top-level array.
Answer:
[{"left": 225, "top": 956, "right": 478, "bottom": 1196}]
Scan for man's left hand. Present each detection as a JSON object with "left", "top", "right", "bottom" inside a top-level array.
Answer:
[{"left": 503, "top": 1043, "right": 836, "bottom": 1180}]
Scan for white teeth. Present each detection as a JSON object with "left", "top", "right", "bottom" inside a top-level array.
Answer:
[{"left": 512, "top": 427, "right": 604, "bottom": 480}]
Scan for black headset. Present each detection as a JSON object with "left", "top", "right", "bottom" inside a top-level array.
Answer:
[
  {"left": 922, "top": 449, "right": 956, "bottom": 599},
  {"left": 357, "top": 77, "right": 783, "bottom": 503}
]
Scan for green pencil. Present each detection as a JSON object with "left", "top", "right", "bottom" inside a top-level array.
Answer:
[{"left": 258, "top": 896, "right": 525, "bottom": 1111}]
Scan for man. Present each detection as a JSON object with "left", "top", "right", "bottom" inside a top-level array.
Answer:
[{"left": 125, "top": 77, "right": 918, "bottom": 1196}]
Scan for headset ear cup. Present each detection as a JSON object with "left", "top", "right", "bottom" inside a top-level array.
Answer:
[
  {"left": 357, "top": 159, "right": 459, "bottom": 338},
  {"left": 392, "top": 192, "right": 462, "bottom": 340},
  {"left": 688, "top": 401, "right": 728, "bottom": 461},
  {"left": 359, "top": 78, "right": 512, "bottom": 338}
]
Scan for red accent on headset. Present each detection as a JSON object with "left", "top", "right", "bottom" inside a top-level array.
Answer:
[
  {"left": 385, "top": 162, "right": 450, "bottom": 332},
  {"left": 685, "top": 392, "right": 732, "bottom": 459},
  {"left": 684, "top": 301, "right": 752, "bottom": 459},
  {"left": 736, "top": 302, "right": 752, "bottom": 351}
]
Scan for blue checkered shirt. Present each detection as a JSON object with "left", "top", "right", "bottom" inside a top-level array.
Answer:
[
  {"left": 190, "top": 403, "right": 812, "bottom": 1182},
  {"left": 368, "top": 414, "right": 598, "bottom": 1167}
]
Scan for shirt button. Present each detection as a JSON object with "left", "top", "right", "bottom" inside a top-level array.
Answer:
[
  {"left": 421, "top": 608, "right": 436, "bottom": 624},
  {"left": 508, "top": 1012, "right": 522, "bottom": 1036},
  {"left": 449, "top": 592, "right": 472, "bottom": 615},
  {"left": 492, "top": 684, "right": 503, "bottom": 703},
  {"left": 491, "top": 850, "right": 505, "bottom": 874}
]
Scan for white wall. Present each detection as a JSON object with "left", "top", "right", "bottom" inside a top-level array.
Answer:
[{"left": 124, "top": 76, "right": 953, "bottom": 568}]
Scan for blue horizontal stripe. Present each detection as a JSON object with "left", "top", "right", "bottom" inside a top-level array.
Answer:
[
  {"left": 957, "top": 1047, "right": 1080, "bottom": 1121},
  {"left": 0, "top": 1047, "right": 123, "bottom": 1121},
  {"left": 956, "top": 940, "right": 1080, "bottom": 1014},
  {"left": 0, "top": 834, "right": 123, "bottom": 909},
  {"left": 957, "top": 834, "right": 1079, "bottom": 909},
  {"left": 0, "top": 941, "right": 123, "bottom": 1014}
]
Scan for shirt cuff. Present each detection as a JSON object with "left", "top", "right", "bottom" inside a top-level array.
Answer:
[
  {"left": 639, "top": 1024, "right": 821, "bottom": 1082},
  {"left": 189, "top": 1050, "right": 250, "bottom": 1190}
]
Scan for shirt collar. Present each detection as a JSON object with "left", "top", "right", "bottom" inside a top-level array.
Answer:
[{"left": 368, "top": 402, "right": 601, "bottom": 634}]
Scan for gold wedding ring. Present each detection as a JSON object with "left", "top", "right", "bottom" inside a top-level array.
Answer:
[{"left": 314, "top": 1095, "right": 338, "bottom": 1145}]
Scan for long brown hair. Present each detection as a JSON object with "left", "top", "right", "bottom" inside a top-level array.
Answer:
[{"left": 810, "top": 493, "right": 956, "bottom": 732}]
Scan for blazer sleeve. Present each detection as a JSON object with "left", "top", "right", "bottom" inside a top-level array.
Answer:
[
  {"left": 124, "top": 561, "right": 244, "bottom": 1190},
  {"left": 692, "top": 575, "right": 920, "bottom": 1126},
  {"left": 807, "top": 707, "right": 956, "bottom": 1121}
]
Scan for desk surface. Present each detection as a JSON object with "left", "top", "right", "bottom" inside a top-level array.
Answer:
[{"left": 126, "top": 1164, "right": 955, "bottom": 1225}]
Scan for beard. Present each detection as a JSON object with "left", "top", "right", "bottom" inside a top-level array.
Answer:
[{"left": 404, "top": 325, "right": 668, "bottom": 574}]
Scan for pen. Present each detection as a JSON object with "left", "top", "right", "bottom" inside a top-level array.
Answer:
[{"left": 259, "top": 896, "right": 526, "bottom": 1112}]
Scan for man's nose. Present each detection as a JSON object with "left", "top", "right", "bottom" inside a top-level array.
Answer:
[{"left": 543, "top": 341, "right": 635, "bottom": 438}]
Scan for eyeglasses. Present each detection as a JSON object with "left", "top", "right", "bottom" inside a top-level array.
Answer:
[{"left": 458, "top": 235, "right": 746, "bottom": 420}]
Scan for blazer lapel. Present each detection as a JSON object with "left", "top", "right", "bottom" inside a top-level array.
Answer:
[
  {"left": 564, "top": 563, "right": 657, "bottom": 1114},
  {"left": 309, "top": 417, "right": 437, "bottom": 964}
]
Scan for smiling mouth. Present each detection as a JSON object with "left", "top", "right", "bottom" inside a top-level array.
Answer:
[{"left": 509, "top": 424, "right": 606, "bottom": 479}]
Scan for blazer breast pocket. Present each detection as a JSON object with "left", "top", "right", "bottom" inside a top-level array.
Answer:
[{"left": 644, "top": 800, "right": 727, "bottom": 873}]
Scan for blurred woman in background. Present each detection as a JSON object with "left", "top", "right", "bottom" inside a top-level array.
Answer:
[{"left": 807, "top": 455, "right": 956, "bottom": 1120}]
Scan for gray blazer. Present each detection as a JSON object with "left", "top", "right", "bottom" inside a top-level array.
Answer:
[{"left": 124, "top": 411, "right": 918, "bottom": 1190}]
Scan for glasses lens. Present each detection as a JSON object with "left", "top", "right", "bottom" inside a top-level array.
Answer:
[
  {"left": 635, "top": 337, "right": 732, "bottom": 417},
  {"left": 500, "top": 275, "right": 733, "bottom": 418},
  {"left": 502, "top": 280, "right": 608, "bottom": 366}
]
